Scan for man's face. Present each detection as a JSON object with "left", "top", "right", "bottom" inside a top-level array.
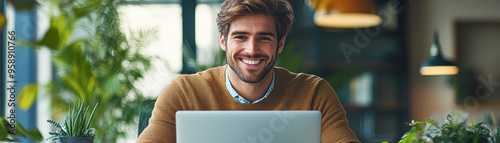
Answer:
[{"left": 220, "top": 14, "right": 285, "bottom": 83}]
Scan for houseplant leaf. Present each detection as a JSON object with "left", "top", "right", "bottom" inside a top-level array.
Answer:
[
  {"left": 15, "top": 121, "right": 43, "bottom": 141},
  {"left": 15, "top": 40, "right": 44, "bottom": 50},
  {"left": 0, "top": 118, "right": 10, "bottom": 141},
  {"left": 401, "top": 115, "right": 496, "bottom": 143},
  {"left": 62, "top": 75, "right": 86, "bottom": 98},
  {"left": 0, "top": 118, "right": 42, "bottom": 141},
  {"left": 40, "top": 14, "right": 70, "bottom": 51},
  {"left": 72, "top": 0, "right": 102, "bottom": 18},
  {"left": 7, "top": 0, "right": 38, "bottom": 11},
  {"left": 86, "top": 76, "right": 96, "bottom": 96},
  {"left": 40, "top": 26, "right": 61, "bottom": 50},
  {"left": 18, "top": 84, "right": 38, "bottom": 110},
  {"left": 0, "top": 13, "right": 6, "bottom": 31},
  {"left": 47, "top": 102, "right": 98, "bottom": 141},
  {"left": 104, "top": 74, "right": 120, "bottom": 95}
]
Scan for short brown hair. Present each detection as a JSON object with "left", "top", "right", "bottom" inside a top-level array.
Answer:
[{"left": 216, "top": 0, "right": 294, "bottom": 41}]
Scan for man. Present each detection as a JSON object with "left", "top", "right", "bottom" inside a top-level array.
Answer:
[{"left": 137, "top": 0, "right": 360, "bottom": 142}]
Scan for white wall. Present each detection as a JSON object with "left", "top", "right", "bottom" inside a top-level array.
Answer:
[{"left": 407, "top": 0, "right": 500, "bottom": 121}]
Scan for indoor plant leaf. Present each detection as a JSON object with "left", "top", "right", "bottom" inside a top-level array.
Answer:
[
  {"left": 47, "top": 102, "right": 98, "bottom": 141},
  {"left": 7, "top": 0, "right": 38, "bottom": 11},
  {"left": 0, "top": 118, "right": 10, "bottom": 141},
  {"left": 0, "top": 118, "right": 43, "bottom": 141},
  {"left": 104, "top": 74, "right": 120, "bottom": 95},
  {"left": 40, "top": 26, "right": 61, "bottom": 50},
  {"left": 62, "top": 75, "right": 86, "bottom": 98},
  {"left": 72, "top": 0, "right": 102, "bottom": 18},
  {"left": 400, "top": 114, "right": 496, "bottom": 143},
  {"left": 40, "top": 14, "right": 72, "bottom": 51},
  {"left": 0, "top": 13, "right": 6, "bottom": 31},
  {"left": 18, "top": 84, "right": 38, "bottom": 110},
  {"left": 15, "top": 122, "right": 43, "bottom": 141}
]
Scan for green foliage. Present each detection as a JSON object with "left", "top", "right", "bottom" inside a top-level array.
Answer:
[
  {"left": 47, "top": 102, "right": 98, "bottom": 141},
  {"left": 399, "top": 120, "right": 426, "bottom": 143},
  {"left": 276, "top": 40, "right": 306, "bottom": 73},
  {"left": 6, "top": 0, "right": 38, "bottom": 11},
  {"left": 18, "top": 84, "right": 38, "bottom": 110},
  {"left": 18, "top": 0, "right": 154, "bottom": 142},
  {"left": 399, "top": 114, "right": 497, "bottom": 143},
  {"left": 0, "top": 118, "right": 43, "bottom": 141},
  {"left": 0, "top": 13, "right": 5, "bottom": 30}
]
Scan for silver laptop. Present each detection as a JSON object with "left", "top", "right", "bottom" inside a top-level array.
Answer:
[{"left": 176, "top": 110, "right": 321, "bottom": 143}]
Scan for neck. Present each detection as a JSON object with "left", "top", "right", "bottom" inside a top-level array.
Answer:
[{"left": 228, "top": 67, "right": 274, "bottom": 103}]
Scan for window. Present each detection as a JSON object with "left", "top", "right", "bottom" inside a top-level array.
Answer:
[
  {"left": 118, "top": 3, "right": 182, "bottom": 97},
  {"left": 195, "top": 2, "right": 222, "bottom": 66}
]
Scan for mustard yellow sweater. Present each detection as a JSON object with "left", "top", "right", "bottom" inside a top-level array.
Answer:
[{"left": 137, "top": 66, "right": 360, "bottom": 143}]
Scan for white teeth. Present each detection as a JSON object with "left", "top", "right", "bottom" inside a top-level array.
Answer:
[{"left": 242, "top": 59, "right": 260, "bottom": 65}]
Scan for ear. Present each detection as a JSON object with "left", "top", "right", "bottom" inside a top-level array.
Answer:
[
  {"left": 277, "top": 35, "right": 287, "bottom": 54},
  {"left": 220, "top": 33, "right": 227, "bottom": 51}
]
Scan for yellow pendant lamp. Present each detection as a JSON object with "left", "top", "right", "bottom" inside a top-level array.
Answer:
[{"left": 311, "top": 0, "right": 381, "bottom": 28}]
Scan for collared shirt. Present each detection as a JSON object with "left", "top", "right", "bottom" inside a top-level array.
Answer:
[{"left": 225, "top": 66, "right": 275, "bottom": 104}]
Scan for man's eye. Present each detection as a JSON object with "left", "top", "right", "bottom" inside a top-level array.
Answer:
[
  {"left": 259, "top": 37, "right": 271, "bottom": 41},
  {"left": 235, "top": 36, "right": 246, "bottom": 39}
]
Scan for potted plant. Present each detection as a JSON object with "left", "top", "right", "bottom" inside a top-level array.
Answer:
[
  {"left": 47, "top": 102, "right": 98, "bottom": 143},
  {"left": 17, "top": 0, "right": 154, "bottom": 141},
  {"left": 399, "top": 114, "right": 499, "bottom": 143}
]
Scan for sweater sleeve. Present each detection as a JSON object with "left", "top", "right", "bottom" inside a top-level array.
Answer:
[
  {"left": 136, "top": 77, "right": 190, "bottom": 142},
  {"left": 314, "top": 79, "right": 360, "bottom": 143}
]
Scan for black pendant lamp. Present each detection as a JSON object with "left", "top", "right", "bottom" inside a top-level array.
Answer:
[{"left": 419, "top": 31, "right": 459, "bottom": 76}]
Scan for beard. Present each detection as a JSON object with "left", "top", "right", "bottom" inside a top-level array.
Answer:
[{"left": 227, "top": 52, "right": 276, "bottom": 83}]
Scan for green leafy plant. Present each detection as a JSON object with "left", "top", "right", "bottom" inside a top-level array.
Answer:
[
  {"left": 16, "top": 0, "right": 154, "bottom": 142},
  {"left": 399, "top": 114, "right": 498, "bottom": 143},
  {"left": 276, "top": 40, "right": 306, "bottom": 73},
  {"left": 47, "top": 102, "right": 98, "bottom": 141}
]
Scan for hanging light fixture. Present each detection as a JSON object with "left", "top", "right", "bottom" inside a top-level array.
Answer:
[
  {"left": 310, "top": 0, "right": 381, "bottom": 28},
  {"left": 419, "top": 31, "right": 459, "bottom": 76}
]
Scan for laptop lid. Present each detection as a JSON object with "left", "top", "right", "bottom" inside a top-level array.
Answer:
[{"left": 176, "top": 110, "right": 321, "bottom": 143}]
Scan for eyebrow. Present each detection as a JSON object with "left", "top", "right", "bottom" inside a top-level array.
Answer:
[
  {"left": 231, "top": 31, "right": 276, "bottom": 37},
  {"left": 258, "top": 32, "right": 276, "bottom": 37}
]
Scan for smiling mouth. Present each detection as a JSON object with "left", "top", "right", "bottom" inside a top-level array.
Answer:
[{"left": 241, "top": 59, "right": 262, "bottom": 65}]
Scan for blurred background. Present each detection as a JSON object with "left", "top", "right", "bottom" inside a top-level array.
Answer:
[{"left": 1, "top": 0, "right": 500, "bottom": 142}]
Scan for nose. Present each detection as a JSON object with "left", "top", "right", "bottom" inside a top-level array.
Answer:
[{"left": 244, "top": 37, "right": 259, "bottom": 55}]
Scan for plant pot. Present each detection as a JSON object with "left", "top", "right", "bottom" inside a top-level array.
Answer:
[{"left": 57, "top": 137, "right": 94, "bottom": 143}]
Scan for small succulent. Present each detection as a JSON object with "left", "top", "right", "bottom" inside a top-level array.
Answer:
[{"left": 47, "top": 102, "right": 98, "bottom": 141}]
